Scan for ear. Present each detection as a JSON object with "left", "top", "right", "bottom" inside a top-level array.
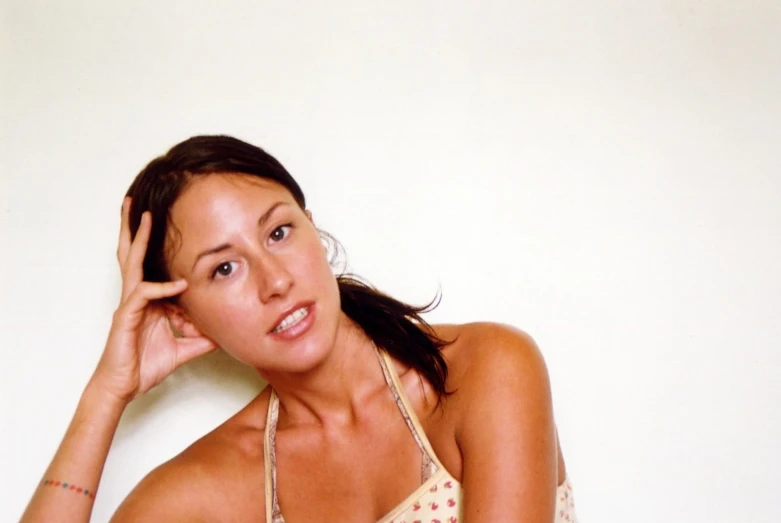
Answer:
[
  {"left": 164, "top": 302, "right": 210, "bottom": 340},
  {"left": 305, "top": 209, "right": 314, "bottom": 224}
]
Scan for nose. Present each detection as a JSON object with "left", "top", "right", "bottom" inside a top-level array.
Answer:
[{"left": 253, "top": 253, "right": 293, "bottom": 303}]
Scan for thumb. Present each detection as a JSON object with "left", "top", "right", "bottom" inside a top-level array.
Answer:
[{"left": 175, "top": 336, "right": 219, "bottom": 367}]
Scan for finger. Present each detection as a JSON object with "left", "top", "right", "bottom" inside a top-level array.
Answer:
[
  {"left": 120, "top": 279, "right": 188, "bottom": 315},
  {"left": 175, "top": 336, "right": 218, "bottom": 367},
  {"left": 136, "top": 278, "right": 187, "bottom": 302},
  {"left": 117, "top": 197, "right": 132, "bottom": 266},
  {"left": 175, "top": 320, "right": 203, "bottom": 339},
  {"left": 113, "top": 280, "right": 188, "bottom": 335},
  {"left": 122, "top": 211, "right": 152, "bottom": 300}
]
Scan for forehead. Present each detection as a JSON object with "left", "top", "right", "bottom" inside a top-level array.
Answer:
[
  {"left": 167, "top": 174, "right": 296, "bottom": 259},
  {"left": 172, "top": 173, "right": 293, "bottom": 221}
]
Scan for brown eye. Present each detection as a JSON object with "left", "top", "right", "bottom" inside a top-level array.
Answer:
[
  {"left": 270, "top": 224, "right": 292, "bottom": 243},
  {"left": 212, "top": 262, "right": 234, "bottom": 279}
]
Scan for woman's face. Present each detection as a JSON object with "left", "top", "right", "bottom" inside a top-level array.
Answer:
[{"left": 166, "top": 173, "right": 342, "bottom": 372}]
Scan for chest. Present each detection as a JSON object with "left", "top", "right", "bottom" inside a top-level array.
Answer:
[
  {"left": 209, "top": 373, "right": 464, "bottom": 522},
  {"left": 273, "top": 413, "right": 428, "bottom": 522}
]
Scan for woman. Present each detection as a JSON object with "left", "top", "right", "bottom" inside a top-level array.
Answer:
[{"left": 21, "top": 135, "right": 577, "bottom": 522}]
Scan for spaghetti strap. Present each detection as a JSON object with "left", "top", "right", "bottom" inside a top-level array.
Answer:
[
  {"left": 375, "top": 348, "right": 443, "bottom": 481},
  {"left": 263, "top": 390, "right": 285, "bottom": 523}
]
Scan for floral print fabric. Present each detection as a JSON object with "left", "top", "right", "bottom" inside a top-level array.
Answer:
[
  {"left": 381, "top": 469, "right": 462, "bottom": 523},
  {"left": 383, "top": 473, "right": 577, "bottom": 523}
]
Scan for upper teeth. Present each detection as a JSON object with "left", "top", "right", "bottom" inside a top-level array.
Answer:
[{"left": 273, "top": 307, "right": 309, "bottom": 333}]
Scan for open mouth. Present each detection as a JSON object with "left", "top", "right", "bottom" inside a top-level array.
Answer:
[{"left": 271, "top": 306, "right": 311, "bottom": 334}]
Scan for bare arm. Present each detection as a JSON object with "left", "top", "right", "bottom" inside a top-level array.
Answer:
[
  {"left": 20, "top": 381, "right": 127, "bottom": 522},
  {"left": 20, "top": 199, "right": 216, "bottom": 523},
  {"left": 456, "top": 324, "right": 558, "bottom": 522}
]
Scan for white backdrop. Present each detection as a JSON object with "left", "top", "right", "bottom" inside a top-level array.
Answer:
[{"left": 2, "top": 1, "right": 780, "bottom": 521}]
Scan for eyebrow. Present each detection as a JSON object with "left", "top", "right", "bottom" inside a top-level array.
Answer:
[{"left": 191, "top": 201, "right": 289, "bottom": 271}]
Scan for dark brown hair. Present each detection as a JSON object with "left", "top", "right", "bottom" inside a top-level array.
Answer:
[{"left": 126, "top": 135, "right": 452, "bottom": 401}]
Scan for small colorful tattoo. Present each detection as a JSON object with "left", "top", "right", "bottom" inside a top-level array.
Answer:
[{"left": 41, "top": 479, "right": 96, "bottom": 499}]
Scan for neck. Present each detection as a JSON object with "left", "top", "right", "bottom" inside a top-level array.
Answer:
[{"left": 260, "top": 313, "right": 386, "bottom": 428}]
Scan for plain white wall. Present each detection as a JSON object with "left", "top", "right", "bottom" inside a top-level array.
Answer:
[{"left": 2, "top": 1, "right": 780, "bottom": 521}]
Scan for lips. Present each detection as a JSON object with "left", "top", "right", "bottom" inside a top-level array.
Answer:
[{"left": 269, "top": 301, "right": 315, "bottom": 334}]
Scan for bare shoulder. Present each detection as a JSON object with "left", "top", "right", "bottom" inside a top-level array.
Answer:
[
  {"left": 431, "top": 322, "right": 553, "bottom": 435},
  {"left": 433, "top": 321, "right": 549, "bottom": 395},
  {"left": 111, "top": 388, "right": 272, "bottom": 522},
  {"left": 431, "top": 323, "right": 559, "bottom": 519}
]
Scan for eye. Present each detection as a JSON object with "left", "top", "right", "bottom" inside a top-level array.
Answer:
[
  {"left": 211, "top": 261, "right": 236, "bottom": 280},
  {"left": 269, "top": 224, "right": 293, "bottom": 244}
]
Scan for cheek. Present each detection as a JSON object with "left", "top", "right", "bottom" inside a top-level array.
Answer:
[
  {"left": 184, "top": 290, "right": 260, "bottom": 348},
  {"left": 290, "top": 235, "right": 335, "bottom": 283}
]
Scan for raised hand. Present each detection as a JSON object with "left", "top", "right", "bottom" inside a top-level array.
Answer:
[{"left": 92, "top": 197, "right": 217, "bottom": 402}]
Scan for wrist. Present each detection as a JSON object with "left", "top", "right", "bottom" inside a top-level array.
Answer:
[{"left": 82, "top": 376, "right": 132, "bottom": 416}]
